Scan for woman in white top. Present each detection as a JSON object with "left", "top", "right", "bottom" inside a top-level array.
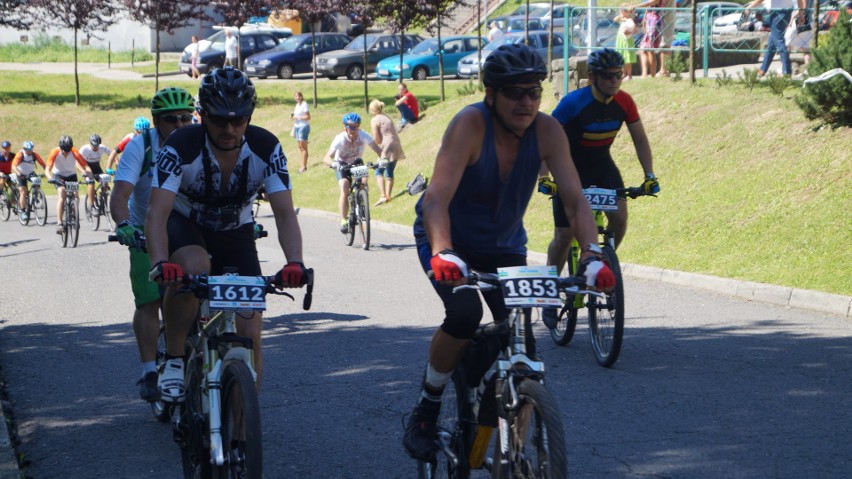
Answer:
[{"left": 291, "top": 91, "right": 311, "bottom": 173}]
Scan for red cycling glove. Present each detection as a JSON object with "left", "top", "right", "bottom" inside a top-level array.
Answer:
[
  {"left": 149, "top": 261, "right": 184, "bottom": 283},
  {"left": 580, "top": 258, "right": 616, "bottom": 290},
  {"left": 429, "top": 249, "right": 469, "bottom": 282},
  {"left": 276, "top": 261, "right": 306, "bottom": 287}
]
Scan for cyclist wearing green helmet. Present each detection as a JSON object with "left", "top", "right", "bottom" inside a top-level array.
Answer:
[{"left": 109, "top": 86, "right": 195, "bottom": 403}]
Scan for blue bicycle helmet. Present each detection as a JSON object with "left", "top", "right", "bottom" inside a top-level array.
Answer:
[
  {"left": 1, "top": 140, "right": 9, "bottom": 148},
  {"left": 134, "top": 116, "right": 151, "bottom": 131},
  {"left": 342, "top": 112, "right": 361, "bottom": 126},
  {"left": 587, "top": 48, "right": 624, "bottom": 72},
  {"left": 22, "top": 141, "right": 33, "bottom": 151}
]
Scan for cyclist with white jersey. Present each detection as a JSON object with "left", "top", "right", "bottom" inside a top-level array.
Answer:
[
  {"left": 11, "top": 141, "right": 46, "bottom": 222},
  {"left": 79, "top": 133, "right": 113, "bottom": 212}
]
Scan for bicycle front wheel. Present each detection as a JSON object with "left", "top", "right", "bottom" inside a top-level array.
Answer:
[
  {"left": 0, "top": 190, "right": 9, "bottom": 221},
  {"left": 60, "top": 202, "right": 70, "bottom": 247},
  {"left": 587, "top": 245, "right": 624, "bottom": 367},
  {"left": 70, "top": 201, "right": 80, "bottom": 247},
  {"left": 492, "top": 379, "right": 568, "bottom": 479},
  {"left": 343, "top": 193, "right": 356, "bottom": 246},
  {"left": 86, "top": 196, "right": 99, "bottom": 231},
  {"left": 179, "top": 350, "right": 213, "bottom": 479},
  {"left": 216, "top": 359, "right": 262, "bottom": 479},
  {"left": 417, "top": 371, "right": 470, "bottom": 479},
  {"left": 33, "top": 189, "right": 47, "bottom": 225},
  {"left": 101, "top": 191, "right": 113, "bottom": 231},
  {"left": 356, "top": 187, "right": 371, "bottom": 250}
]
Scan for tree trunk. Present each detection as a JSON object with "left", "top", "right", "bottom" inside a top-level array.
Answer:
[
  {"left": 155, "top": 25, "right": 161, "bottom": 92},
  {"left": 311, "top": 29, "right": 318, "bottom": 108},
  {"left": 74, "top": 28, "right": 80, "bottom": 106},
  {"left": 363, "top": 33, "right": 369, "bottom": 110},
  {"left": 438, "top": 20, "right": 445, "bottom": 101}
]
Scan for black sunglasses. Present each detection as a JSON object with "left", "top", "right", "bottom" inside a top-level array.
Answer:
[
  {"left": 205, "top": 114, "right": 250, "bottom": 128},
  {"left": 160, "top": 113, "right": 194, "bottom": 124},
  {"left": 499, "top": 86, "right": 544, "bottom": 101},
  {"left": 596, "top": 70, "right": 624, "bottom": 80}
]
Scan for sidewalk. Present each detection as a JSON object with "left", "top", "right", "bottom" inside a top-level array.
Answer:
[{"left": 0, "top": 60, "right": 183, "bottom": 80}]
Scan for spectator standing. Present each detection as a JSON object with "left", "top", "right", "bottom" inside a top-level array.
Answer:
[
  {"left": 394, "top": 82, "right": 420, "bottom": 130},
  {"left": 369, "top": 99, "right": 406, "bottom": 206},
  {"left": 614, "top": 5, "right": 638, "bottom": 80},
  {"left": 189, "top": 35, "right": 201, "bottom": 78},
  {"left": 224, "top": 29, "right": 238, "bottom": 67},
  {"left": 292, "top": 91, "right": 311, "bottom": 173},
  {"left": 747, "top": 0, "right": 806, "bottom": 76},
  {"left": 636, "top": 0, "right": 663, "bottom": 78},
  {"left": 488, "top": 21, "right": 504, "bottom": 43}
]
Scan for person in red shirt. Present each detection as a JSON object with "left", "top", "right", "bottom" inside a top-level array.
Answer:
[
  {"left": 0, "top": 140, "right": 13, "bottom": 193},
  {"left": 394, "top": 82, "right": 420, "bottom": 131}
]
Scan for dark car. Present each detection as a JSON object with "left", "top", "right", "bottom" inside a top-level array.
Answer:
[
  {"left": 315, "top": 33, "right": 423, "bottom": 80},
  {"left": 243, "top": 32, "right": 351, "bottom": 79},
  {"left": 178, "top": 27, "right": 291, "bottom": 76}
]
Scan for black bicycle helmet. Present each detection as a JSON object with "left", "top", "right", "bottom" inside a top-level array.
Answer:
[
  {"left": 482, "top": 44, "right": 547, "bottom": 88},
  {"left": 197, "top": 66, "right": 256, "bottom": 118},
  {"left": 587, "top": 48, "right": 624, "bottom": 72},
  {"left": 59, "top": 135, "right": 73, "bottom": 152},
  {"left": 89, "top": 133, "right": 101, "bottom": 146}
]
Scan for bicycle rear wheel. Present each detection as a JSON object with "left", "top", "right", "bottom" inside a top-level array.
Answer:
[
  {"left": 179, "top": 350, "right": 213, "bottom": 479},
  {"left": 492, "top": 379, "right": 568, "bottom": 479},
  {"left": 101, "top": 190, "right": 113, "bottom": 231},
  {"left": 587, "top": 245, "right": 624, "bottom": 367},
  {"left": 356, "top": 188, "right": 371, "bottom": 250},
  {"left": 417, "top": 371, "right": 470, "bottom": 479},
  {"left": 216, "top": 358, "right": 262, "bottom": 479},
  {"left": 0, "top": 190, "right": 9, "bottom": 221},
  {"left": 32, "top": 189, "right": 47, "bottom": 226}
]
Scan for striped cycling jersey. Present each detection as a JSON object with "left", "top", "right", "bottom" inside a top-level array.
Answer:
[{"left": 551, "top": 85, "right": 639, "bottom": 169}]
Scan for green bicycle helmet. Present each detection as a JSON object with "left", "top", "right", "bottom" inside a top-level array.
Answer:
[{"left": 151, "top": 87, "right": 195, "bottom": 116}]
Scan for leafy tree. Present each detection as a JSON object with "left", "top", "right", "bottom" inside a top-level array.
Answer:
[
  {"left": 795, "top": 9, "right": 852, "bottom": 127},
  {"left": 349, "top": 0, "right": 379, "bottom": 109},
  {"left": 420, "top": 0, "right": 466, "bottom": 101},
  {"left": 213, "top": 0, "right": 278, "bottom": 66},
  {"left": 377, "top": 0, "right": 424, "bottom": 86},
  {"left": 0, "top": 0, "right": 32, "bottom": 29},
  {"left": 124, "top": 0, "right": 209, "bottom": 91},
  {"left": 31, "top": 0, "right": 119, "bottom": 105},
  {"left": 287, "top": 0, "right": 344, "bottom": 108}
]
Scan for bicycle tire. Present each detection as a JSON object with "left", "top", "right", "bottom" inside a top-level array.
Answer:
[
  {"left": 0, "top": 190, "right": 9, "bottom": 221},
  {"left": 86, "top": 196, "right": 99, "bottom": 231},
  {"left": 102, "top": 191, "right": 113, "bottom": 231},
  {"left": 215, "top": 359, "right": 262, "bottom": 479},
  {"left": 491, "top": 379, "right": 568, "bottom": 479},
  {"left": 70, "top": 201, "right": 80, "bottom": 247},
  {"left": 33, "top": 189, "right": 47, "bottom": 226},
  {"left": 343, "top": 192, "right": 356, "bottom": 246},
  {"left": 60, "top": 200, "right": 70, "bottom": 247},
  {"left": 549, "top": 250, "right": 580, "bottom": 346},
  {"left": 179, "top": 350, "right": 213, "bottom": 479},
  {"left": 417, "top": 370, "right": 470, "bottom": 479},
  {"left": 356, "top": 187, "right": 371, "bottom": 250},
  {"left": 587, "top": 245, "right": 624, "bottom": 367}
]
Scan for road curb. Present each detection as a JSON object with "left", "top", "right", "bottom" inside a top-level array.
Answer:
[{"left": 297, "top": 207, "right": 851, "bottom": 318}]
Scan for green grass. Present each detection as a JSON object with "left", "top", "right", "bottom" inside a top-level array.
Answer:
[
  {"left": 0, "top": 35, "right": 153, "bottom": 63},
  {"left": 0, "top": 71, "right": 848, "bottom": 295}
]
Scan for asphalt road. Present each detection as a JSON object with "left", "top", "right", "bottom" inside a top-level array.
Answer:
[{"left": 0, "top": 200, "right": 850, "bottom": 478}]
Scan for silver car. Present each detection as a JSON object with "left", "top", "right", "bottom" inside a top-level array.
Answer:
[{"left": 457, "top": 31, "right": 574, "bottom": 79}]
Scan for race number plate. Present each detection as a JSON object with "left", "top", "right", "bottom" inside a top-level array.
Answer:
[
  {"left": 207, "top": 275, "right": 267, "bottom": 311},
  {"left": 497, "top": 265, "right": 561, "bottom": 307},
  {"left": 349, "top": 165, "right": 369, "bottom": 179},
  {"left": 30, "top": 176, "right": 40, "bottom": 186},
  {"left": 65, "top": 181, "right": 79, "bottom": 192},
  {"left": 583, "top": 187, "right": 618, "bottom": 212},
  {"left": 99, "top": 174, "right": 112, "bottom": 183}
]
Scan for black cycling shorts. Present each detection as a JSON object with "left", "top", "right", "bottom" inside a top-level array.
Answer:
[
  {"left": 88, "top": 162, "right": 104, "bottom": 176},
  {"left": 166, "top": 212, "right": 261, "bottom": 276},
  {"left": 417, "top": 242, "right": 526, "bottom": 340},
  {"left": 552, "top": 159, "right": 624, "bottom": 228}
]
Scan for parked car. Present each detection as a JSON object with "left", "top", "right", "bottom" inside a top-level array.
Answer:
[
  {"left": 674, "top": 1, "right": 742, "bottom": 34},
  {"left": 504, "top": 15, "right": 548, "bottom": 33},
  {"left": 457, "top": 31, "right": 575, "bottom": 79},
  {"left": 375, "top": 35, "right": 487, "bottom": 81},
  {"left": 509, "top": 2, "right": 552, "bottom": 17},
  {"left": 243, "top": 32, "right": 351, "bottom": 79},
  {"left": 542, "top": 4, "right": 582, "bottom": 28},
  {"left": 178, "top": 27, "right": 291, "bottom": 76},
  {"left": 315, "top": 33, "right": 423, "bottom": 80}
]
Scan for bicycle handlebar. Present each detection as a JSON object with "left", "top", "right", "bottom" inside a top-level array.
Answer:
[
  {"left": 177, "top": 269, "right": 315, "bottom": 311},
  {"left": 429, "top": 269, "right": 604, "bottom": 297},
  {"left": 614, "top": 186, "right": 656, "bottom": 200}
]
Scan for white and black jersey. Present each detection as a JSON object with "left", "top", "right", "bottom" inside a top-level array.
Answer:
[{"left": 152, "top": 124, "right": 291, "bottom": 231}]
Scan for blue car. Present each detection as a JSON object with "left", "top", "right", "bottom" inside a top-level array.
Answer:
[{"left": 375, "top": 35, "right": 487, "bottom": 81}]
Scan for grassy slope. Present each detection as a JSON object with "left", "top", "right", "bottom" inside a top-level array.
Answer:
[{"left": 0, "top": 71, "right": 848, "bottom": 295}]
